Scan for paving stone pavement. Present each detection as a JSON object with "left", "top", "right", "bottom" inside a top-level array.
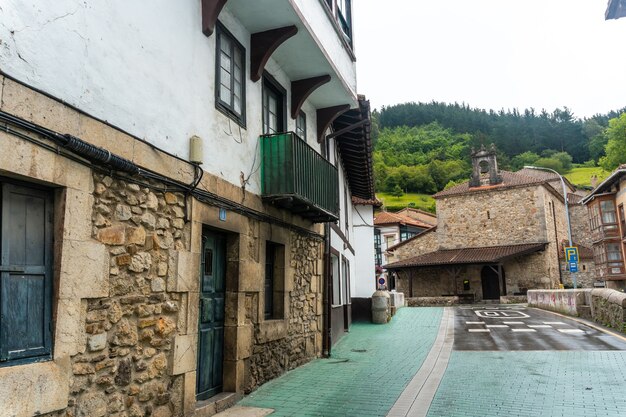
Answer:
[
  {"left": 240, "top": 308, "right": 444, "bottom": 417},
  {"left": 426, "top": 351, "right": 626, "bottom": 417}
]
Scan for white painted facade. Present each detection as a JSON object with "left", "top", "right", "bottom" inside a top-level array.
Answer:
[
  {"left": 352, "top": 204, "right": 376, "bottom": 298},
  {"left": 0, "top": 0, "right": 357, "bottom": 195}
]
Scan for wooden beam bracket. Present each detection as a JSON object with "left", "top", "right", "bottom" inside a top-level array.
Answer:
[
  {"left": 317, "top": 104, "right": 351, "bottom": 143},
  {"left": 250, "top": 26, "right": 298, "bottom": 82},
  {"left": 201, "top": 0, "right": 228, "bottom": 37},
  {"left": 291, "top": 75, "right": 331, "bottom": 118}
]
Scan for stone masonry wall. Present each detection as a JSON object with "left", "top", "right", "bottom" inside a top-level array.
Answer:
[
  {"left": 45, "top": 173, "right": 190, "bottom": 417},
  {"left": 387, "top": 229, "right": 437, "bottom": 265},
  {"left": 246, "top": 234, "right": 323, "bottom": 393},
  {"left": 436, "top": 186, "right": 548, "bottom": 249}
]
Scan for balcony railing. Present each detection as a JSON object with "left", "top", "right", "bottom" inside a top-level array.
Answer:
[{"left": 260, "top": 132, "right": 339, "bottom": 222}]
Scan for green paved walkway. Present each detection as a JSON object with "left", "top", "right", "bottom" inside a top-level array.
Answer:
[
  {"left": 240, "top": 308, "right": 443, "bottom": 417},
  {"left": 427, "top": 351, "right": 626, "bottom": 417}
]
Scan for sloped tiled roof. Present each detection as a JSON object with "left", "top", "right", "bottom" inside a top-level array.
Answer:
[
  {"left": 434, "top": 170, "right": 565, "bottom": 199},
  {"left": 396, "top": 207, "right": 437, "bottom": 225},
  {"left": 352, "top": 196, "right": 382, "bottom": 207},
  {"left": 384, "top": 242, "right": 547, "bottom": 269},
  {"left": 374, "top": 211, "right": 434, "bottom": 229}
]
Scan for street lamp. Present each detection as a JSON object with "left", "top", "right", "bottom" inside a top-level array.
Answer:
[{"left": 524, "top": 165, "right": 577, "bottom": 289}]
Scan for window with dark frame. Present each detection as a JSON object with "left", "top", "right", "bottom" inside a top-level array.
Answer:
[
  {"left": 216, "top": 23, "right": 245, "bottom": 125},
  {"left": 264, "top": 242, "right": 285, "bottom": 320},
  {"left": 323, "top": 0, "right": 353, "bottom": 46},
  {"left": 0, "top": 180, "right": 54, "bottom": 367},
  {"left": 296, "top": 111, "right": 307, "bottom": 140},
  {"left": 262, "top": 74, "right": 286, "bottom": 135}
]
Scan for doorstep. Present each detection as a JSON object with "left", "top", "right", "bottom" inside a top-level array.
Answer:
[{"left": 195, "top": 392, "right": 243, "bottom": 417}]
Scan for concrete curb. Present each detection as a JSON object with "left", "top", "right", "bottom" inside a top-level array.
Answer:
[{"left": 386, "top": 307, "right": 454, "bottom": 417}]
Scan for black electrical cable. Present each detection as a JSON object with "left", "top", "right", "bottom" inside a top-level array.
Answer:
[{"left": 0, "top": 111, "right": 323, "bottom": 240}]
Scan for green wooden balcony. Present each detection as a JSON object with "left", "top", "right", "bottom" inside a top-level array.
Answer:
[{"left": 260, "top": 132, "right": 339, "bottom": 222}]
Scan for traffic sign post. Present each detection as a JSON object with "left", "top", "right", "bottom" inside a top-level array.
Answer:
[{"left": 564, "top": 246, "right": 579, "bottom": 287}]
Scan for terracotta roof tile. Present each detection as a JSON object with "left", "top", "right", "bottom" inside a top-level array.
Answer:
[
  {"left": 433, "top": 171, "right": 547, "bottom": 198},
  {"left": 374, "top": 211, "right": 433, "bottom": 228},
  {"left": 384, "top": 242, "right": 547, "bottom": 269},
  {"left": 352, "top": 196, "right": 383, "bottom": 207}
]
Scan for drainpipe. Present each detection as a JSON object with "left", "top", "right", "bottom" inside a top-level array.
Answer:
[{"left": 322, "top": 222, "right": 332, "bottom": 357}]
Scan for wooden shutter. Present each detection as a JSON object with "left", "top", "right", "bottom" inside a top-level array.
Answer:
[{"left": 0, "top": 183, "right": 53, "bottom": 363}]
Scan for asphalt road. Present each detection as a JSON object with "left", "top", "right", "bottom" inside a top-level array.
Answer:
[{"left": 453, "top": 305, "right": 626, "bottom": 351}]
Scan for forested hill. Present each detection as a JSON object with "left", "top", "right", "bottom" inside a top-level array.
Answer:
[{"left": 373, "top": 101, "right": 626, "bottom": 196}]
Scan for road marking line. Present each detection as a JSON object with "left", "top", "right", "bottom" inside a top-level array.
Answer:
[
  {"left": 465, "top": 321, "right": 484, "bottom": 324},
  {"left": 503, "top": 321, "right": 525, "bottom": 325},
  {"left": 511, "top": 328, "right": 536, "bottom": 332},
  {"left": 528, "top": 307, "right": 626, "bottom": 343},
  {"left": 486, "top": 325, "right": 509, "bottom": 328},
  {"left": 528, "top": 325, "right": 552, "bottom": 328},
  {"left": 468, "top": 329, "right": 490, "bottom": 332},
  {"left": 558, "top": 329, "right": 585, "bottom": 334},
  {"left": 543, "top": 321, "right": 565, "bottom": 325}
]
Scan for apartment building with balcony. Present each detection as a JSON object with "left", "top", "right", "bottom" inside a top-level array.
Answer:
[
  {"left": 583, "top": 165, "right": 626, "bottom": 290},
  {"left": 0, "top": 0, "right": 374, "bottom": 415}
]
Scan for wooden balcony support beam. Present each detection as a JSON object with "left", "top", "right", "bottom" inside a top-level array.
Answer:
[
  {"left": 317, "top": 104, "right": 351, "bottom": 143},
  {"left": 201, "top": 0, "right": 228, "bottom": 37},
  {"left": 291, "top": 75, "right": 331, "bottom": 118},
  {"left": 250, "top": 26, "right": 298, "bottom": 82}
]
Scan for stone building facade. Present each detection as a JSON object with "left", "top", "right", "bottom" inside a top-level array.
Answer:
[
  {"left": 0, "top": 0, "right": 375, "bottom": 416},
  {"left": 385, "top": 146, "right": 594, "bottom": 302}
]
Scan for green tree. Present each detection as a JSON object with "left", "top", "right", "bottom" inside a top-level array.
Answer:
[
  {"left": 600, "top": 113, "right": 626, "bottom": 171},
  {"left": 551, "top": 152, "right": 573, "bottom": 171},
  {"left": 390, "top": 185, "right": 404, "bottom": 198},
  {"left": 511, "top": 151, "right": 540, "bottom": 170},
  {"left": 533, "top": 157, "right": 565, "bottom": 173}
]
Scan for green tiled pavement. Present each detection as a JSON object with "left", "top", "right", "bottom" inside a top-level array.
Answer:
[
  {"left": 427, "top": 351, "right": 626, "bottom": 417},
  {"left": 240, "top": 307, "right": 443, "bottom": 417}
]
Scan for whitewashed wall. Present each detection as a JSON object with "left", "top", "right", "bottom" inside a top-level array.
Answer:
[
  {"left": 0, "top": 0, "right": 349, "bottom": 195},
  {"left": 352, "top": 204, "right": 375, "bottom": 298}
]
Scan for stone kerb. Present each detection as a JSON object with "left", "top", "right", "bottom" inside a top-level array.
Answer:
[{"left": 527, "top": 289, "right": 589, "bottom": 316}]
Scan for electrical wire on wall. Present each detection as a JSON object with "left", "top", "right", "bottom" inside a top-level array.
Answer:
[{"left": 0, "top": 110, "right": 324, "bottom": 241}]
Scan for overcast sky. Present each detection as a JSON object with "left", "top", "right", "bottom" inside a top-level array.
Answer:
[{"left": 353, "top": 0, "right": 626, "bottom": 118}]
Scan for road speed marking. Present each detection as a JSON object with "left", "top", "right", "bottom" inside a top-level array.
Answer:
[
  {"left": 466, "top": 321, "right": 485, "bottom": 324},
  {"left": 511, "top": 328, "right": 536, "bottom": 332},
  {"left": 475, "top": 310, "right": 530, "bottom": 318},
  {"left": 503, "top": 321, "right": 525, "bottom": 325},
  {"left": 557, "top": 329, "right": 585, "bottom": 334},
  {"left": 486, "top": 325, "right": 509, "bottom": 328},
  {"left": 468, "top": 329, "right": 491, "bottom": 332},
  {"left": 543, "top": 322, "right": 565, "bottom": 325},
  {"left": 528, "top": 325, "right": 552, "bottom": 328}
]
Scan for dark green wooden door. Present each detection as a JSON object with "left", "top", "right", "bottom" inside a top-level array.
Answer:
[
  {"left": 0, "top": 183, "right": 53, "bottom": 364},
  {"left": 196, "top": 230, "right": 226, "bottom": 400}
]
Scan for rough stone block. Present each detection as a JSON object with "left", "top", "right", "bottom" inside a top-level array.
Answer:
[
  {"left": 0, "top": 132, "right": 57, "bottom": 185},
  {"left": 256, "top": 320, "right": 287, "bottom": 344},
  {"left": 97, "top": 225, "right": 126, "bottom": 245},
  {"left": 186, "top": 291, "right": 199, "bottom": 335},
  {"left": 63, "top": 188, "right": 94, "bottom": 241},
  {"left": 237, "top": 260, "right": 263, "bottom": 292},
  {"left": 183, "top": 371, "right": 197, "bottom": 416},
  {"left": 54, "top": 156, "right": 94, "bottom": 193},
  {"left": 224, "top": 292, "right": 246, "bottom": 326},
  {"left": 223, "top": 359, "right": 245, "bottom": 393},
  {"left": 171, "top": 334, "right": 198, "bottom": 375},
  {"left": 0, "top": 355, "right": 70, "bottom": 417},
  {"left": 167, "top": 250, "right": 200, "bottom": 293},
  {"left": 78, "top": 114, "right": 135, "bottom": 160},
  {"left": 54, "top": 298, "right": 87, "bottom": 357},
  {"left": 59, "top": 239, "right": 109, "bottom": 299},
  {"left": 1, "top": 78, "right": 81, "bottom": 136},
  {"left": 224, "top": 324, "right": 252, "bottom": 361}
]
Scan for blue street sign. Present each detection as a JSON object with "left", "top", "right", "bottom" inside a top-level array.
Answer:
[
  {"left": 565, "top": 247, "right": 579, "bottom": 263},
  {"left": 569, "top": 261, "right": 578, "bottom": 273},
  {"left": 378, "top": 277, "right": 386, "bottom": 285}
]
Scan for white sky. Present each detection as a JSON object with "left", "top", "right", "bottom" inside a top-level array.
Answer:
[{"left": 353, "top": 0, "right": 626, "bottom": 118}]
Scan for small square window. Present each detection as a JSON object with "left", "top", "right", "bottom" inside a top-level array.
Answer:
[{"left": 215, "top": 23, "right": 246, "bottom": 126}]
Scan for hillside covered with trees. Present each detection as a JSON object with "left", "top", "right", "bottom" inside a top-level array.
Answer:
[{"left": 373, "top": 102, "right": 626, "bottom": 197}]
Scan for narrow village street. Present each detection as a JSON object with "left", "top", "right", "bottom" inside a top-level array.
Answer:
[{"left": 235, "top": 306, "right": 626, "bottom": 417}]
